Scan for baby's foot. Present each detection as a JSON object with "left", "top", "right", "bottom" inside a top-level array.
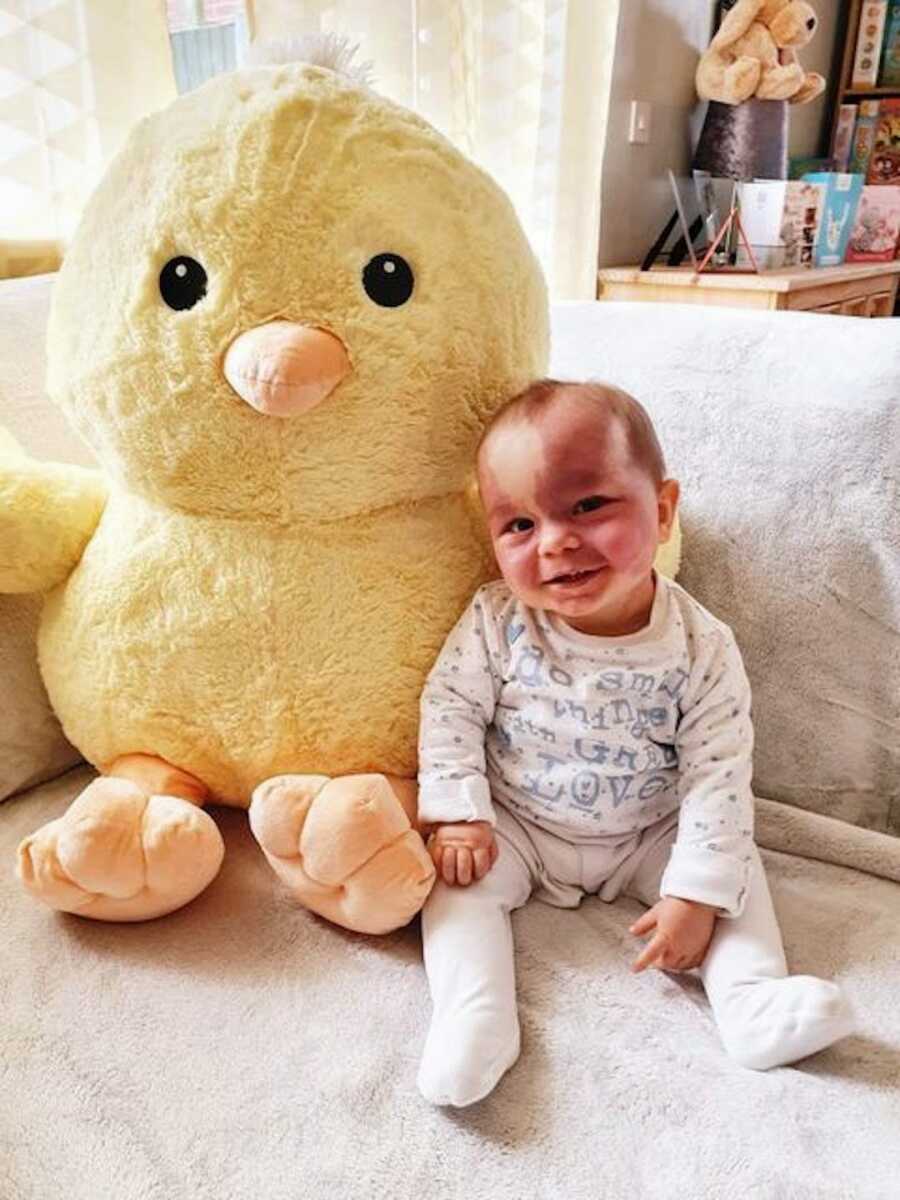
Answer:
[
  {"left": 715, "top": 975, "right": 857, "bottom": 1071},
  {"left": 417, "top": 1012, "right": 520, "bottom": 1107}
]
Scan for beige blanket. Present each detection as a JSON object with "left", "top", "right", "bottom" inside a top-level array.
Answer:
[{"left": 3, "top": 767, "right": 899, "bottom": 1199}]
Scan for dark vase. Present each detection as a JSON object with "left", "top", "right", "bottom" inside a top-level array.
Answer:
[{"left": 692, "top": 98, "right": 789, "bottom": 181}]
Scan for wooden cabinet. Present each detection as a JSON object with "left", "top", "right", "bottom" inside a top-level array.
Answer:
[{"left": 597, "top": 262, "right": 900, "bottom": 316}]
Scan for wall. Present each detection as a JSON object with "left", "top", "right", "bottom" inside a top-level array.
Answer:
[{"left": 597, "top": 0, "right": 841, "bottom": 269}]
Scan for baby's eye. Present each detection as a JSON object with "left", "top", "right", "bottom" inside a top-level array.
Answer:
[
  {"left": 503, "top": 517, "right": 534, "bottom": 535},
  {"left": 573, "top": 496, "right": 611, "bottom": 514}
]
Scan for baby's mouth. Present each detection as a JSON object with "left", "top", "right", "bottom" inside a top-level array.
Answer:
[{"left": 544, "top": 567, "right": 604, "bottom": 587}]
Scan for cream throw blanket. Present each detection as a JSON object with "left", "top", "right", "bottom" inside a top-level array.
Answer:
[{"left": 2, "top": 767, "right": 899, "bottom": 1198}]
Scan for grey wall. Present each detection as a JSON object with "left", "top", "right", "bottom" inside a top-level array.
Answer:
[{"left": 597, "top": 0, "right": 841, "bottom": 270}]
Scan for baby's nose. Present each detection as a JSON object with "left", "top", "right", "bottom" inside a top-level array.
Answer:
[
  {"left": 540, "top": 521, "right": 580, "bottom": 553},
  {"left": 222, "top": 321, "right": 351, "bottom": 417}
]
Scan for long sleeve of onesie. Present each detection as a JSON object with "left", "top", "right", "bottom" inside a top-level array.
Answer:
[
  {"left": 418, "top": 589, "right": 505, "bottom": 827},
  {"left": 659, "top": 627, "right": 755, "bottom": 918}
]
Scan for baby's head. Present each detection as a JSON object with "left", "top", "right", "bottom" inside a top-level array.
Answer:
[{"left": 476, "top": 380, "right": 679, "bottom": 637}]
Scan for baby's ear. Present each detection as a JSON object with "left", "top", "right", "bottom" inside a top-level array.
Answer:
[
  {"left": 657, "top": 478, "right": 680, "bottom": 536},
  {"left": 464, "top": 471, "right": 488, "bottom": 532},
  {"left": 463, "top": 470, "right": 498, "bottom": 566}
]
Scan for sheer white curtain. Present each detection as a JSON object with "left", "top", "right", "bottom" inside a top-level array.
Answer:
[
  {"left": 0, "top": 1, "right": 618, "bottom": 293},
  {"left": 248, "top": 0, "right": 619, "bottom": 299},
  {"left": 0, "top": 0, "right": 176, "bottom": 278}
]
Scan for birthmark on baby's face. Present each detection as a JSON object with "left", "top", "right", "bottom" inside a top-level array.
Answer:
[{"left": 478, "top": 421, "right": 544, "bottom": 524}]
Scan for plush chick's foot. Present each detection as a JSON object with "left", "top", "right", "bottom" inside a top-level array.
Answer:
[
  {"left": 716, "top": 975, "right": 857, "bottom": 1071},
  {"left": 249, "top": 773, "right": 435, "bottom": 934},
  {"left": 17, "top": 775, "right": 224, "bottom": 921}
]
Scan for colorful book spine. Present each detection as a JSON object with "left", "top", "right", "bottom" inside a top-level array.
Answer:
[
  {"left": 846, "top": 185, "right": 900, "bottom": 261},
  {"left": 852, "top": 0, "right": 889, "bottom": 87},
  {"left": 832, "top": 104, "right": 858, "bottom": 172},
  {"left": 879, "top": 3, "right": 900, "bottom": 85},
  {"left": 866, "top": 98, "right": 900, "bottom": 183},
  {"left": 849, "top": 101, "right": 882, "bottom": 175}
]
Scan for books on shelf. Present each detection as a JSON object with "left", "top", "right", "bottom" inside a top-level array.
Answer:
[
  {"left": 867, "top": 98, "right": 900, "bottom": 183},
  {"left": 842, "top": 100, "right": 900, "bottom": 184},
  {"left": 802, "top": 173, "right": 866, "bottom": 266},
  {"left": 852, "top": 1, "right": 889, "bottom": 87},
  {"left": 849, "top": 100, "right": 882, "bottom": 175},
  {"left": 879, "top": 2, "right": 900, "bottom": 86},
  {"left": 852, "top": 0, "right": 900, "bottom": 87},
  {"left": 846, "top": 185, "right": 900, "bottom": 260},
  {"left": 735, "top": 180, "right": 826, "bottom": 270},
  {"left": 832, "top": 105, "right": 858, "bottom": 172}
]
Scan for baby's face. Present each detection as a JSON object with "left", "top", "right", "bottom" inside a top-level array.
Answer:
[{"left": 478, "top": 394, "right": 678, "bottom": 636}]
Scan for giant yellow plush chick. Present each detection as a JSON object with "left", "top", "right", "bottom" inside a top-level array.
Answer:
[{"left": 4, "top": 48, "right": 549, "bottom": 932}]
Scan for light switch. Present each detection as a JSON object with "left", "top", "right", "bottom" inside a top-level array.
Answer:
[{"left": 628, "top": 100, "right": 651, "bottom": 145}]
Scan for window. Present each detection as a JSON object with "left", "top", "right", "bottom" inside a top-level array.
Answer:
[{"left": 165, "top": 0, "right": 250, "bottom": 94}]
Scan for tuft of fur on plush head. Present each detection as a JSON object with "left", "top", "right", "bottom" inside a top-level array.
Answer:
[{"left": 245, "top": 31, "right": 375, "bottom": 85}]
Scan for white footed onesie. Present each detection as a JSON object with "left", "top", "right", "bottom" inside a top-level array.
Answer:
[{"left": 417, "top": 575, "right": 857, "bottom": 1106}]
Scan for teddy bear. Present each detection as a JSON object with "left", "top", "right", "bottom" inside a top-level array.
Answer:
[
  {"left": 6, "top": 42, "right": 681, "bottom": 936},
  {"left": 696, "top": 0, "right": 826, "bottom": 106}
]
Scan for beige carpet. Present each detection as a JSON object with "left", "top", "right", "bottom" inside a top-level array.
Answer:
[{"left": 3, "top": 766, "right": 900, "bottom": 1200}]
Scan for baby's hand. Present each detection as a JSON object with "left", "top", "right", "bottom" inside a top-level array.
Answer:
[
  {"left": 629, "top": 896, "right": 719, "bottom": 974},
  {"left": 427, "top": 820, "right": 498, "bottom": 886}
]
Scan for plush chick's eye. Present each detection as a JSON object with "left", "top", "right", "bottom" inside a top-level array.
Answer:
[
  {"left": 504, "top": 517, "right": 534, "bottom": 534},
  {"left": 159, "top": 256, "right": 208, "bottom": 311},
  {"left": 573, "top": 496, "right": 612, "bottom": 514},
  {"left": 362, "top": 254, "right": 414, "bottom": 307}
]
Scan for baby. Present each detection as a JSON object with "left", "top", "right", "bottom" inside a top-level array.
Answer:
[{"left": 416, "top": 378, "right": 856, "bottom": 1107}]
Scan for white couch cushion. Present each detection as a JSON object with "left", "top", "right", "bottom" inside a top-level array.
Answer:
[{"left": 550, "top": 301, "right": 900, "bottom": 835}]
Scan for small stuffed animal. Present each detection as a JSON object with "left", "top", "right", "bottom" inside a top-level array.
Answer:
[{"left": 696, "top": 0, "right": 826, "bottom": 106}]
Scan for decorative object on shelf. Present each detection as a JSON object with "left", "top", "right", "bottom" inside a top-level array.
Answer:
[
  {"left": 696, "top": 0, "right": 826, "bottom": 107},
  {"left": 695, "top": 196, "right": 761, "bottom": 274},
  {"left": 802, "top": 172, "right": 865, "bottom": 265},
  {"left": 643, "top": 1, "right": 828, "bottom": 271},
  {"left": 735, "top": 178, "right": 825, "bottom": 268},
  {"left": 846, "top": 185, "right": 900, "bottom": 259},
  {"left": 694, "top": 96, "right": 791, "bottom": 179}
]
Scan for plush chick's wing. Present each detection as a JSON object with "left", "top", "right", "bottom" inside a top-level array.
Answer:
[{"left": 0, "top": 427, "right": 107, "bottom": 594}]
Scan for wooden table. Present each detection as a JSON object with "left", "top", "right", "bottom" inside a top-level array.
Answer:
[{"left": 597, "top": 261, "right": 900, "bottom": 317}]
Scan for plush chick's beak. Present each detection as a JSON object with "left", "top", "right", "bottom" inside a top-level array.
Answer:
[{"left": 223, "top": 321, "right": 351, "bottom": 417}]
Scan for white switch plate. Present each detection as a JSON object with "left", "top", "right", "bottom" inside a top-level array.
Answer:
[{"left": 628, "top": 100, "right": 651, "bottom": 145}]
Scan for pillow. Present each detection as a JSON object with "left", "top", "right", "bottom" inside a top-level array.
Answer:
[
  {"left": 0, "top": 273, "right": 86, "bottom": 799},
  {"left": 549, "top": 301, "right": 900, "bottom": 836}
]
